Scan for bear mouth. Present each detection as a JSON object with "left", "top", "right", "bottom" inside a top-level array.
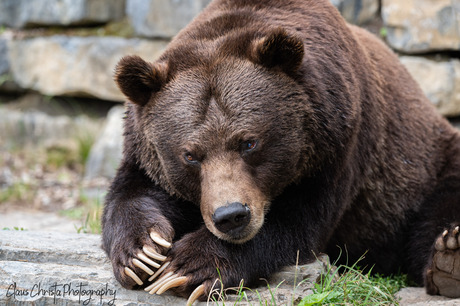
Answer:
[{"left": 214, "top": 225, "right": 260, "bottom": 244}]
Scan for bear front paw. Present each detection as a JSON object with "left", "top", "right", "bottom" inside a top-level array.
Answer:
[
  {"left": 426, "top": 225, "right": 460, "bottom": 298},
  {"left": 124, "top": 231, "right": 171, "bottom": 284},
  {"left": 112, "top": 229, "right": 172, "bottom": 289},
  {"left": 142, "top": 228, "right": 231, "bottom": 305}
]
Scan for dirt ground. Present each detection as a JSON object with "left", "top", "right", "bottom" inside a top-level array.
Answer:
[
  {"left": 0, "top": 94, "right": 111, "bottom": 233},
  {"left": 0, "top": 147, "right": 109, "bottom": 232}
]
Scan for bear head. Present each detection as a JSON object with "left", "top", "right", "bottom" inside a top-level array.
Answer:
[{"left": 115, "top": 28, "right": 320, "bottom": 243}]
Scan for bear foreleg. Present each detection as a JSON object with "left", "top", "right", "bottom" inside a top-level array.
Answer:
[{"left": 102, "top": 161, "right": 200, "bottom": 289}]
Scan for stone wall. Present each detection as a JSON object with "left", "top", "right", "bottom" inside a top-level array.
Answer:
[
  {"left": 381, "top": 0, "right": 460, "bottom": 118},
  {"left": 0, "top": 0, "right": 126, "bottom": 28},
  {"left": 0, "top": 0, "right": 459, "bottom": 178},
  {"left": 382, "top": 0, "right": 460, "bottom": 53},
  {"left": 0, "top": 0, "right": 458, "bottom": 115},
  {"left": 126, "top": 0, "right": 212, "bottom": 38},
  {"left": 7, "top": 36, "right": 167, "bottom": 101}
]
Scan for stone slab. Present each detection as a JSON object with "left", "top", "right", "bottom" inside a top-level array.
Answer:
[
  {"left": 0, "top": 0, "right": 125, "bottom": 28},
  {"left": 0, "top": 230, "right": 201, "bottom": 305},
  {"left": 382, "top": 0, "right": 460, "bottom": 53},
  {"left": 0, "top": 230, "right": 328, "bottom": 305},
  {"left": 401, "top": 56, "right": 460, "bottom": 117},
  {"left": 330, "top": 0, "right": 379, "bottom": 25},
  {"left": 84, "top": 106, "right": 124, "bottom": 180},
  {"left": 0, "top": 97, "right": 103, "bottom": 148},
  {"left": 6, "top": 36, "right": 168, "bottom": 101},
  {"left": 0, "top": 210, "right": 79, "bottom": 234},
  {"left": 126, "top": 0, "right": 211, "bottom": 38},
  {"left": 397, "top": 287, "right": 460, "bottom": 305},
  {"left": 0, "top": 35, "right": 22, "bottom": 92}
]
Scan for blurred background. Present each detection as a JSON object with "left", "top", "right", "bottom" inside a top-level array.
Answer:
[{"left": 0, "top": 0, "right": 458, "bottom": 234}]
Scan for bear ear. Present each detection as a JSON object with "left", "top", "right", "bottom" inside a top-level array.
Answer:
[
  {"left": 114, "top": 55, "right": 167, "bottom": 106},
  {"left": 250, "top": 28, "right": 304, "bottom": 73}
]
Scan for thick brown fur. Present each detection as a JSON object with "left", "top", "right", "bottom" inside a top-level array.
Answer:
[{"left": 102, "top": 0, "right": 460, "bottom": 298}]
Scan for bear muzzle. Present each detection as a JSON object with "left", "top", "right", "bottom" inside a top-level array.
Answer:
[
  {"left": 200, "top": 155, "right": 267, "bottom": 243},
  {"left": 212, "top": 202, "right": 251, "bottom": 235}
]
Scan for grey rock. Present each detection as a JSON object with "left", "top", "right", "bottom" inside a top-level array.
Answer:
[
  {"left": 0, "top": 230, "right": 189, "bottom": 305},
  {"left": 330, "top": 0, "right": 379, "bottom": 25},
  {"left": 7, "top": 35, "right": 168, "bottom": 101},
  {"left": 0, "top": 36, "right": 12, "bottom": 90},
  {"left": 0, "top": 95, "right": 103, "bottom": 148},
  {"left": 259, "top": 254, "right": 333, "bottom": 304},
  {"left": 0, "top": 211, "right": 79, "bottom": 233},
  {"left": 0, "top": 167, "right": 13, "bottom": 189},
  {"left": 0, "top": 0, "right": 125, "bottom": 28},
  {"left": 0, "top": 230, "right": 329, "bottom": 305},
  {"left": 400, "top": 56, "right": 460, "bottom": 117},
  {"left": 0, "top": 37, "right": 9, "bottom": 76},
  {"left": 0, "top": 35, "right": 22, "bottom": 92},
  {"left": 382, "top": 0, "right": 460, "bottom": 53},
  {"left": 396, "top": 287, "right": 460, "bottom": 305},
  {"left": 85, "top": 106, "right": 124, "bottom": 180},
  {"left": 126, "top": 0, "right": 211, "bottom": 38}
]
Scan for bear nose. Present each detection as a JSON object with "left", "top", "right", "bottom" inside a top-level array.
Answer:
[{"left": 212, "top": 202, "right": 251, "bottom": 234}]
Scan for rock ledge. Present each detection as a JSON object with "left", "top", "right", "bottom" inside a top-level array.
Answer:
[{"left": 0, "top": 230, "right": 328, "bottom": 305}]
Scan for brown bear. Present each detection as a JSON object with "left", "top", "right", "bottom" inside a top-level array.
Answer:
[{"left": 102, "top": 0, "right": 460, "bottom": 303}]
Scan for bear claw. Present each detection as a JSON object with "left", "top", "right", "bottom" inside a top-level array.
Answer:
[
  {"left": 145, "top": 271, "right": 175, "bottom": 294},
  {"left": 137, "top": 252, "right": 161, "bottom": 269},
  {"left": 123, "top": 233, "right": 170, "bottom": 287},
  {"left": 143, "top": 245, "right": 167, "bottom": 261},
  {"left": 150, "top": 231, "right": 172, "bottom": 248},
  {"left": 133, "top": 258, "right": 155, "bottom": 275},
  {"left": 427, "top": 225, "right": 460, "bottom": 297},
  {"left": 144, "top": 267, "right": 205, "bottom": 304},
  {"left": 148, "top": 261, "right": 170, "bottom": 282},
  {"left": 124, "top": 267, "right": 143, "bottom": 285},
  {"left": 186, "top": 284, "right": 205, "bottom": 306},
  {"left": 156, "top": 276, "right": 188, "bottom": 294},
  {"left": 447, "top": 227, "right": 460, "bottom": 249}
]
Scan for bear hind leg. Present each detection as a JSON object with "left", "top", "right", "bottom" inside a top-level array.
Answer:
[{"left": 426, "top": 225, "right": 460, "bottom": 297}]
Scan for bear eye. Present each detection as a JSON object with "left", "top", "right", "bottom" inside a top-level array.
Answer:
[
  {"left": 183, "top": 152, "right": 199, "bottom": 165},
  {"left": 241, "top": 140, "right": 258, "bottom": 153}
]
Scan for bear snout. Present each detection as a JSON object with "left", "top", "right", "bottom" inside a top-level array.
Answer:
[
  {"left": 200, "top": 155, "right": 268, "bottom": 243},
  {"left": 212, "top": 202, "right": 251, "bottom": 235}
]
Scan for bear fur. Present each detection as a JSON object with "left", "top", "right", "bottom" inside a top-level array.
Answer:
[{"left": 102, "top": 0, "right": 460, "bottom": 299}]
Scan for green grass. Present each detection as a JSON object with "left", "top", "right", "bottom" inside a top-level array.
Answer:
[
  {"left": 44, "top": 131, "right": 95, "bottom": 172},
  {"left": 369, "top": 273, "right": 412, "bottom": 296},
  {"left": 45, "top": 145, "right": 79, "bottom": 170},
  {"left": 299, "top": 270, "right": 401, "bottom": 305},
  {"left": 2, "top": 227, "right": 27, "bottom": 231},
  {"left": 299, "top": 254, "right": 407, "bottom": 305},
  {"left": 0, "top": 182, "right": 34, "bottom": 203},
  {"left": 60, "top": 191, "right": 104, "bottom": 234},
  {"left": 205, "top": 253, "right": 409, "bottom": 306},
  {"left": 206, "top": 278, "right": 285, "bottom": 306},
  {"left": 77, "top": 132, "right": 95, "bottom": 166}
]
